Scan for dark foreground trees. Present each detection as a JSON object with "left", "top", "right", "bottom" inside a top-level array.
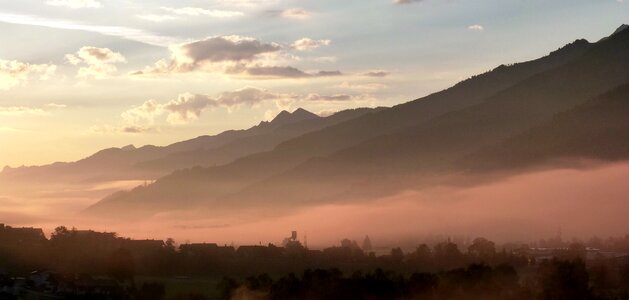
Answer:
[{"left": 219, "top": 264, "right": 529, "bottom": 300}]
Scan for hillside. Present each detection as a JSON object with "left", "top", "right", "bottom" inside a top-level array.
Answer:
[
  {"left": 84, "top": 27, "right": 629, "bottom": 218},
  {"left": 0, "top": 108, "right": 379, "bottom": 186},
  {"left": 229, "top": 25, "right": 629, "bottom": 205},
  {"left": 461, "top": 82, "right": 629, "bottom": 170}
]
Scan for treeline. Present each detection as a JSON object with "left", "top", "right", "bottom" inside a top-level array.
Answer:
[
  {"left": 220, "top": 259, "right": 612, "bottom": 300},
  {"left": 2, "top": 225, "right": 629, "bottom": 299}
]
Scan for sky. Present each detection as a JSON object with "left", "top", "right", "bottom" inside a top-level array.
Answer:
[{"left": 0, "top": 0, "right": 627, "bottom": 168}]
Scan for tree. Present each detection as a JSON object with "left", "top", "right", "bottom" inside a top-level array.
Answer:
[
  {"left": 434, "top": 241, "right": 464, "bottom": 269},
  {"left": 362, "top": 236, "right": 373, "bottom": 252},
  {"left": 537, "top": 258, "right": 591, "bottom": 300},
  {"left": 468, "top": 237, "right": 496, "bottom": 261},
  {"left": 107, "top": 248, "right": 135, "bottom": 282}
]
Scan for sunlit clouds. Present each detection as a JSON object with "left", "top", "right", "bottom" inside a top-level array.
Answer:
[
  {"left": 92, "top": 87, "right": 375, "bottom": 133},
  {"left": 468, "top": 24, "right": 485, "bottom": 31},
  {"left": 45, "top": 0, "right": 102, "bottom": 9},
  {"left": 132, "top": 35, "right": 340, "bottom": 79},
  {"left": 65, "top": 46, "right": 126, "bottom": 78},
  {"left": 0, "top": 0, "right": 625, "bottom": 168},
  {"left": 0, "top": 59, "right": 56, "bottom": 90},
  {"left": 279, "top": 8, "right": 311, "bottom": 19},
  {"left": 0, "top": 12, "right": 178, "bottom": 46},
  {"left": 0, "top": 103, "right": 66, "bottom": 115},
  {"left": 292, "top": 38, "right": 331, "bottom": 51}
]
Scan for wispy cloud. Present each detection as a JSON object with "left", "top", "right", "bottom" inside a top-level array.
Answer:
[
  {"left": 65, "top": 46, "right": 126, "bottom": 78},
  {"left": 95, "top": 87, "right": 372, "bottom": 133},
  {"left": 363, "top": 70, "right": 390, "bottom": 77},
  {"left": 267, "top": 8, "right": 311, "bottom": 19},
  {"left": 160, "top": 7, "right": 244, "bottom": 18},
  {"left": 0, "top": 12, "right": 178, "bottom": 47},
  {"left": 133, "top": 36, "right": 341, "bottom": 79},
  {"left": 0, "top": 59, "right": 56, "bottom": 90},
  {"left": 136, "top": 14, "right": 178, "bottom": 23},
  {"left": 468, "top": 24, "right": 484, "bottom": 31},
  {"left": 0, "top": 103, "right": 66, "bottom": 116},
  {"left": 337, "top": 81, "right": 388, "bottom": 91},
  {"left": 292, "top": 38, "right": 331, "bottom": 51},
  {"left": 280, "top": 8, "right": 311, "bottom": 19},
  {"left": 46, "top": 0, "right": 102, "bottom": 9},
  {"left": 393, "top": 0, "right": 423, "bottom": 5}
]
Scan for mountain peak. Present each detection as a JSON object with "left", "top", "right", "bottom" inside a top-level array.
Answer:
[
  {"left": 599, "top": 24, "right": 629, "bottom": 42},
  {"left": 270, "top": 108, "right": 319, "bottom": 126},
  {"left": 613, "top": 24, "right": 629, "bottom": 36},
  {"left": 121, "top": 144, "right": 136, "bottom": 151}
]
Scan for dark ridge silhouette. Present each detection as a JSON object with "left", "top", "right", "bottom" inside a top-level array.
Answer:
[
  {"left": 84, "top": 26, "right": 629, "bottom": 219},
  {"left": 134, "top": 108, "right": 379, "bottom": 173},
  {"left": 460, "top": 82, "right": 629, "bottom": 171},
  {"left": 0, "top": 107, "right": 380, "bottom": 187},
  {"left": 267, "top": 108, "right": 319, "bottom": 127},
  {"left": 217, "top": 24, "right": 629, "bottom": 209}
]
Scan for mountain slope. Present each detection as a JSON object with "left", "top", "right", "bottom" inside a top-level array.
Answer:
[
  {"left": 134, "top": 108, "right": 380, "bottom": 173},
  {"left": 0, "top": 108, "right": 375, "bottom": 186},
  {"left": 461, "top": 82, "right": 629, "bottom": 170},
  {"left": 85, "top": 31, "right": 608, "bottom": 217},
  {"left": 226, "top": 25, "right": 629, "bottom": 206}
]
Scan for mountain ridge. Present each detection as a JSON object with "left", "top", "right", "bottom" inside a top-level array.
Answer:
[{"left": 84, "top": 27, "right": 629, "bottom": 218}]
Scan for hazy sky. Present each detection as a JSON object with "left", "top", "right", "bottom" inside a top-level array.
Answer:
[{"left": 0, "top": 0, "right": 627, "bottom": 167}]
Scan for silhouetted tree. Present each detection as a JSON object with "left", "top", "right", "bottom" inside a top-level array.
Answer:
[
  {"left": 537, "top": 258, "right": 591, "bottom": 300},
  {"left": 362, "top": 235, "right": 373, "bottom": 252},
  {"left": 107, "top": 248, "right": 135, "bottom": 282},
  {"left": 469, "top": 237, "right": 496, "bottom": 262}
]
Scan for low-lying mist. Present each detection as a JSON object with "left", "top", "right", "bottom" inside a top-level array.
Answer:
[{"left": 2, "top": 160, "right": 629, "bottom": 249}]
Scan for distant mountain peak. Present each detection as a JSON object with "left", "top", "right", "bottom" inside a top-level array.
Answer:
[
  {"left": 121, "top": 144, "right": 136, "bottom": 151},
  {"left": 613, "top": 24, "right": 629, "bottom": 36},
  {"left": 599, "top": 24, "right": 629, "bottom": 42},
  {"left": 270, "top": 108, "right": 319, "bottom": 126}
]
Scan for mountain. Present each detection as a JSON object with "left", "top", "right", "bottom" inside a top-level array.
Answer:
[
  {"left": 460, "top": 82, "right": 629, "bottom": 171},
  {"left": 0, "top": 108, "right": 380, "bottom": 187},
  {"left": 269, "top": 108, "right": 319, "bottom": 126},
  {"left": 85, "top": 27, "right": 629, "bottom": 218},
  {"left": 134, "top": 108, "right": 376, "bottom": 173},
  {"left": 200, "top": 25, "right": 629, "bottom": 211}
]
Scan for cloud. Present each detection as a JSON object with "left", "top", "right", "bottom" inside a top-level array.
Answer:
[
  {"left": 133, "top": 36, "right": 342, "bottom": 79},
  {"left": 133, "top": 36, "right": 279, "bottom": 74},
  {"left": 0, "top": 12, "right": 178, "bottom": 47},
  {"left": 46, "top": 0, "right": 102, "bottom": 9},
  {"left": 112, "top": 88, "right": 296, "bottom": 131},
  {"left": 245, "top": 66, "right": 342, "bottom": 78},
  {"left": 97, "top": 87, "right": 372, "bottom": 133},
  {"left": 337, "top": 81, "right": 388, "bottom": 91},
  {"left": 279, "top": 8, "right": 311, "bottom": 19},
  {"left": 137, "top": 14, "right": 178, "bottom": 22},
  {"left": 0, "top": 59, "right": 56, "bottom": 90},
  {"left": 393, "top": 0, "right": 423, "bottom": 4},
  {"left": 314, "top": 56, "right": 337, "bottom": 63},
  {"left": 292, "top": 38, "right": 331, "bottom": 51},
  {"left": 120, "top": 99, "right": 161, "bottom": 129},
  {"left": 0, "top": 103, "right": 66, "bottom": 115},
  {"left": 221, "top": 0, "right": 279, "bottom": 7},
  {"left": 363, "top": 70, "right": 390, "bottom": 77},
  {"left": 468, "top": 24, "right": 484, "bottom": 31},
  {"left": 65, "top": 47, "right": 126, "bottom": 78},
  {"left": 305, "top": 93, "right": 374, "bottom": 102},
  {"left": 160, "top": 7, "right": 243, "bottom": 18},
  {"left": 181, "top": 36, "right": 280, "bottom": 64},
  {"left": 163, "top": 94, "right": 214, "bottom": 124}
]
